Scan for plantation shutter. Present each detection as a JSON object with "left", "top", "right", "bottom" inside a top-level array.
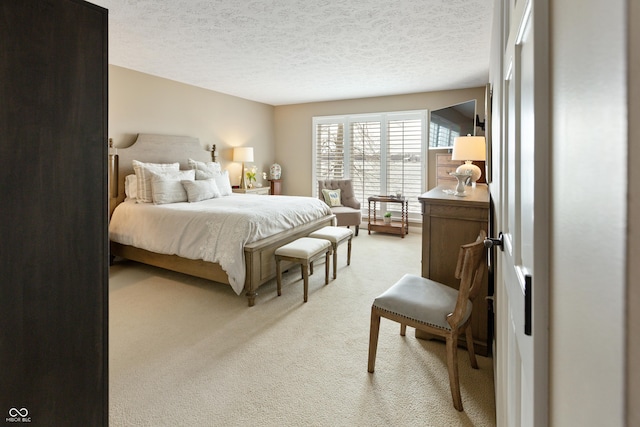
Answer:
[
  {"left": 315, "top": 122, "right": 345, "bottom": 181},
  {"left": 350, "top": 121, "right": 381, "bottom": 205},
  {"left": 387, "top": 118, "right": 423, "bottom": 215}
]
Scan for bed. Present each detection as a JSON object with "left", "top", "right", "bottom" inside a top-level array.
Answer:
[{"left": 109, "top": 134, "right": 335, "bottom": 306}]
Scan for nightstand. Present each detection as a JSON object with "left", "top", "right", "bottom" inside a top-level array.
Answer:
[{"left": 232, "top": 187, "right": 270, "bottom": 195}]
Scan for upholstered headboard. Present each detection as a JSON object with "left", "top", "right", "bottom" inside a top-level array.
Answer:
[{"left": 109, "top": 134, "right": 212, "bottom": 214}]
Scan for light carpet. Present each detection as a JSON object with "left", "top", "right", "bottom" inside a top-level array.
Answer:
[{"left": 109, "top": 228, "right": 496, "bottom": 426}]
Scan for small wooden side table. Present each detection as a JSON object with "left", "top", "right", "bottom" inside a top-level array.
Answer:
[
  {"left": 367, "top": 196, "right": 409, "bottom": 238},
  {"left": 269, "top": 179, "right": 282, "bottom": 195}
]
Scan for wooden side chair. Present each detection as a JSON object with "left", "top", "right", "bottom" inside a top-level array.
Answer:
[{"left": 367, "top": 231, "right": 487, "bottom": 411}]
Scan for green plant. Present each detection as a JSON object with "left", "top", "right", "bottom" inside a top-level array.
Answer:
[{"left": 384, "top": 212, "right": 392, "bottom": 218}]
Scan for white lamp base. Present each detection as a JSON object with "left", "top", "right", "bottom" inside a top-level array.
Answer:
[{"left": 456, "top": 161, "right": 482, "bottom": 184}]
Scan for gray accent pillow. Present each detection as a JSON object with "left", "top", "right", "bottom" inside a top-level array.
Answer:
[{"left": 181, "top": 178, "right": 221, "bottom": 202}]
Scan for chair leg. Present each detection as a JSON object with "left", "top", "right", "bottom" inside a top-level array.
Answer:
[
  {"left": 325, "top": 250, "right": 330, "bottom": 284},
  {"left": 332, "top": 243, "right": 338, "bottom": 279},
  {"left": 465, "top": 325, "right": 479, "bottom": 369},
  {"left": 276, "top": 257, "right": 282, "bottom": 296},
  {"left": 355, "top": 225, "right": 359, "bottom": 236},
  {"left": 347, "top": 237, "right": 352, "bottom": 266},
  {"left": 302, "top": 264, "right": 309, "bottom": 302},
  {"left": 446, "top": 335, "right": 464, "bottom": 411},
  {"left": 367, "top": 307, "right": 381, "bottom": 373},
  {"left": 400, "top": 323, "right": 407, "bottom": 336}
]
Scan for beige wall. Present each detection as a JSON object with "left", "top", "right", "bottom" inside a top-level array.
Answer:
[
  {"left": 273, "top": 87, "right": 486, "bottom": 196},
  {"left": 109, "top": 65, "right": 276, "bottom": 187}
]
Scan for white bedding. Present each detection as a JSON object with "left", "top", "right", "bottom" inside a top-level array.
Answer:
[{"left": 109, "top": 194, "right": 333, "bottom": 294}]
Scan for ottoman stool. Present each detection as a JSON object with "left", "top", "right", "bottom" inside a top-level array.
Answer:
[
  {"left": 275, "top": 237, "right": 332, "bottom": 302},
  {"left": 308, "top": 226, "right": 354, "bottom": 279}
]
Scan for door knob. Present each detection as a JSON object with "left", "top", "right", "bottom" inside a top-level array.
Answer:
[{"left": 484, "top": 232, "right": 504, "bottom": 251}]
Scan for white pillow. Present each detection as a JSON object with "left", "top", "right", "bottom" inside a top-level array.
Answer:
[
  {"left": 150, "top": 169, "right": 195, "bottom": 204},
  {"left": 195, "top": 169, "right": 219, "bottom": 180},
  {"left": 188, "top": 158, "right": 221, "bottom": 175},
  {"left": 213, "top": 170, "right": 233, "bottom": 196},
  {"left": 132, "top": 160, "right": 179, "bottom": 203},
  {"left": 181, "top": 179, "right": 221, "bottom": 202},
  {"left": 124, "top": 174, "right": 137, "bottom": 200}
]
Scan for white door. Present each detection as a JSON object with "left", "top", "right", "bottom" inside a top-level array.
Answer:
[{"left": 489, "top": 0, "right": 549, "bottom": 425}]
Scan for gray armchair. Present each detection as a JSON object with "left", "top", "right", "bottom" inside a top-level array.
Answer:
[{"left": 318, "top": 179, "right": 361, "bottom": 236}]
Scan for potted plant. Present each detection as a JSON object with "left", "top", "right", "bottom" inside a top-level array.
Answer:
[{"left": 383, "top": 212, "right": 392, "bottom": 224}]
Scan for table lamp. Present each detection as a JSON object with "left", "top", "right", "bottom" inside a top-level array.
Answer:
[
  {"left": 451, "top": 135, "right": 486, "bottom": 186},
  {"left": 234, "top": 147, "right": 254, "bottom": 189}
]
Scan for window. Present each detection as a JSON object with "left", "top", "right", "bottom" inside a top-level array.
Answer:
[
  {"left": 313, "top": 111, "right": 427, "bottom": 220},
  {"left": 315, "top": 122, "right": 345, "bottom": 180}
]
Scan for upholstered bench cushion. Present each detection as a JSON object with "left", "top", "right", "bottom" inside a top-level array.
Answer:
[
  {"left": 308, "top": 226, "right": 353, "bottom": 243},
  {"left": 275, "top": 237, "right": 331, "bottom": 259},
  {"left": 372, "top": 274, "right": 472, "bottom": 331}
]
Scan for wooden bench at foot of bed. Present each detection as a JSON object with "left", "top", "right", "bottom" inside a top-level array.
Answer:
[{"left": 110, "top": 214, "right": 335, "bottom": 306}]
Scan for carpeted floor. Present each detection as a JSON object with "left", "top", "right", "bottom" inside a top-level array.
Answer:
[{"left": 109, "top": 227, "right": 496, "bottom": 426}]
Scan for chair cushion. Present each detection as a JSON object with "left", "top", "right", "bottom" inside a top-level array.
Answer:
[
  {"left": 275, "top": 237, "right": 331, "bottom": 259},
  {"left": 373, "top": 274, "right": 472, "bottom": 331},
  {"left": 308, "top": 226, "right": 353, "bottom": 243},
  {"left": 330, "top": 206, "right": 362, "bottom": 227}
]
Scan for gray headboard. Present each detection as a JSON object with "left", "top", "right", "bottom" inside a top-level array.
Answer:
[{"left": 109, "top": 133, "right": 212, "bottom": 214}]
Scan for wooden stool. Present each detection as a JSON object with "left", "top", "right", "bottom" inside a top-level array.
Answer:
[
  {"left": 275, "top": 237, "right": 332, "bottom": 302},
  {"left": 308, "top": 226, "right": 354, "bottom": 279}
]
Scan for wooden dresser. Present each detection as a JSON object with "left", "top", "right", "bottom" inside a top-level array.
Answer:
[{"left": 418, "top": 184, "right": 491, "bottom": 356}]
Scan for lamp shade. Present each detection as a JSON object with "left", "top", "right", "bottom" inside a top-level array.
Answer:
[
  {"left": 233, "top": 147, "right": 254, "bottom": 162},
  {"left": 451, "top": 136, "right": 486, "bottom": 161}
]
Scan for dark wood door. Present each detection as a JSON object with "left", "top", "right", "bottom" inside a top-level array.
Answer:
[{"left": 0, "top": 0, "right": 108, "bottom": 425}]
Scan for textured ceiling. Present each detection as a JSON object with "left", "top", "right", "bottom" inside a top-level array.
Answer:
[{"left": 90, "top": 0, "right": 494, "bottom": 106}]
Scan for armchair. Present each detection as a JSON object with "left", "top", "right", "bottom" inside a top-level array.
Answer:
[{"left": 317, "top": 179, "right": 361, "bottom": 236}]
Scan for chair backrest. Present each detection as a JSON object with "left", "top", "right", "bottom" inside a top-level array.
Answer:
[
  {"left": 317, "top": 179, "right": 360, "bottom": 209},
  {"left": 447, "top": 230, "right": 487, "bottom": 329}
]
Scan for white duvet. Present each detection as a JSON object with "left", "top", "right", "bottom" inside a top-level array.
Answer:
[{"left": 109, "top": 194, "right": 333, "bottom": 294}]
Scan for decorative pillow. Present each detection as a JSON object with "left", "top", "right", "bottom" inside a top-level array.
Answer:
[
  {"left": 181, "top": 179, "right": 221, "bottom": 202},
  {"left": 132, "top": 160, "right": 179, "bottom": 203},
  {"left": 124, "top": 174, "right": 137, "bottom": 200},
  {"left": 188, "top": 158, "right": 221, "bottom": 175},
  {"left": 322, "top": 188, "right": 342, "bottom": 207},
  {"left": 213, "top": 170, "right": 233, "bottom": 196},
  {"left": 150, "top": 169, "right": 195, "bottom": 204},
  {"left": 194, "top": 169, "right": 219, "bottom": 180}
]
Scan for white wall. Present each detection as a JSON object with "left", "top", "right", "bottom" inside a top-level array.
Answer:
[{"left": 550, "top": 0, "right": 626, "bottom": 424}]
